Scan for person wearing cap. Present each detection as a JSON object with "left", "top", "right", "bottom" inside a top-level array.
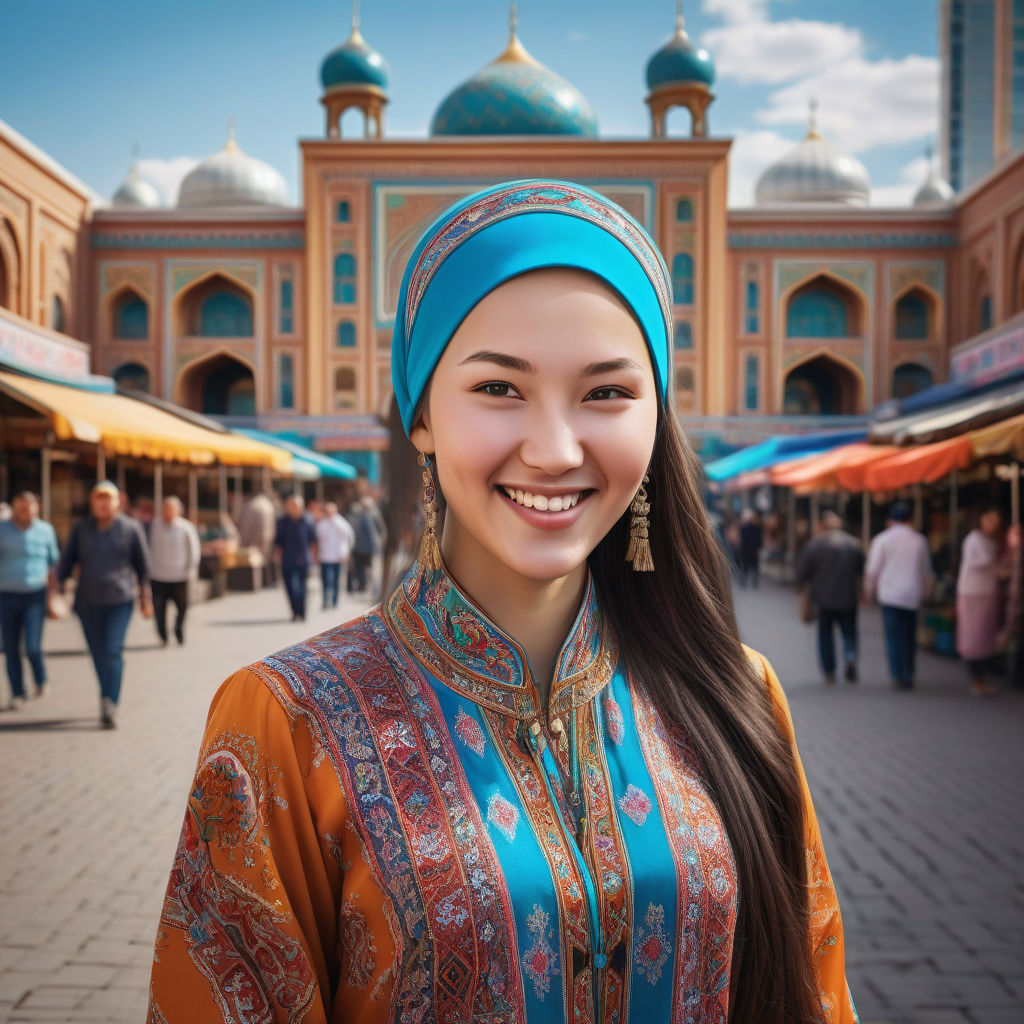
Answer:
[
  {"left": 865, "top": 502, "right": 935, "bottom": 690},
  {"left": 0, "top": 491, "right": 60, "bottom": 709},
  {"left": 57, "top": 481, "right": 151, "bottom": 728},
  {"left": 149, "top": 181, "right": 856, "bottom": 1022}
]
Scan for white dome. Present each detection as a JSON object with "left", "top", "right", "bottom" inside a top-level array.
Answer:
[
  {"left": 177, "top": 131, "right": 289, "bottom": 209},
  {"left": 755, "top": 111, "right": 870, "bottom": 207},
  {"left": 112, "top": 165, "right": 162, "bottom": 208},
  {"left": 913, "top": 165, "right": 954, "bottom": 205}
]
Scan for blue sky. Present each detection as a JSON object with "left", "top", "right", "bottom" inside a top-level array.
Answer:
[{"left": 1, "top": 0, "right": 942, "bottom": 207}]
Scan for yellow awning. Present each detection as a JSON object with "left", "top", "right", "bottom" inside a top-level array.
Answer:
[
  {"left": 0, "top": 371, "right": 290, "bottom": 469},
  {"left": 969, "top": 411, "right": 1024, "bottom": 461}
]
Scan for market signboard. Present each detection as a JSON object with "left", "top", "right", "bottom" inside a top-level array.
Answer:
[
  {"left": 951, "top": 320, "right": 1024, "bottom": 385},
  {"left": 0, "top": 310, "right": 91, "bottom": 384}
]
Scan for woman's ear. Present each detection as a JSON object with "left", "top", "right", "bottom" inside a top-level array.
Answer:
[{"left": 409, "top": 406, "right": 434, "bottom": 456}]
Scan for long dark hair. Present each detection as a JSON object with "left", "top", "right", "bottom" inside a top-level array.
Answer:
[{"left": 383, "top": 398, "right": 819, "bottom": 1022}]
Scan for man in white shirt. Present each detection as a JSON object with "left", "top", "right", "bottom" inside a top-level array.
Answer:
[
  {"left": 864, "top": 503, "right": 935, "bottom": 690},
  {"left": 149, "top": 496, "right": 201, "bottom": 645},
  {"left": 315, "top": 501, "right": 355, "bottom": 610}
]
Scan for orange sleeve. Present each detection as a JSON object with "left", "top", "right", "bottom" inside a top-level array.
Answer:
[
  {"left": 147, "top": 667, "right": 345, "bottom": 1023},
  {"left": 746, "top": 647, "right": 860, "bottom": 1024}
]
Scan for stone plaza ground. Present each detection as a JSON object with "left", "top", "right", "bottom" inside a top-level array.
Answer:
[{"left": 0, "top": 575, "right": 1021, "bottom": 1023}]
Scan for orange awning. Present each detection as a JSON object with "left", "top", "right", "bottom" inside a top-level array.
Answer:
[
  {"left": 861, "top": 435, "right": 973, "bottom": 492},
  {"left": 969, "top": 411, "right": 1024, "bottom": 461},
  {"left": 771, "top": 443, "right": 899, "bottom": 493}
]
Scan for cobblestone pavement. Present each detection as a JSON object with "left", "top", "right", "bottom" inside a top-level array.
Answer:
[{"left": 0, "top": 576, "right": 1021, "bottom": 1023}]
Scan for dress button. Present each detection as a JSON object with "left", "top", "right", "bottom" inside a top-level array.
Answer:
[{"left": 593, "top": 953, "right": 607, "bottom": 969}]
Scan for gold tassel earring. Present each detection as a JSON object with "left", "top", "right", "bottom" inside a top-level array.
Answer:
[
  {"left": 417, "top": 452, "right": 442, "bottom": 572},
  {"left": 626, "top": 474, "right": 654, "bottom": 572}
]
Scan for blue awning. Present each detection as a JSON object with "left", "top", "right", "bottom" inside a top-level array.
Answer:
[
  {"left": 703, "top": 429, "right": 868, "bottom": 482},
  {"left": 235, "top": 429, "right": 358, "bottom": 479}
]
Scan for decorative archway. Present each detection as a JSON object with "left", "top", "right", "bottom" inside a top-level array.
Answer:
[
  {"left": 893, "top": 285, "right": 937, "bottom": 341},
  {"left": 175, "top": 272, "right": 255, "bottom": 337},
  {"left": 108, "top": 286, "right": 149, "bottom": 340},
  {"left": 112, "top": 361, "right": 150, "bottom": 392},
  {"left": 970, "top": 263, "right": 993, "bottom": 334},
  {"left": 783, "top": 353, "right": 862, "bottom": 415},
  {"left": 785, "top": 274, "right": 863, "bottom": 339},
  {"left": 177, "top": 352, "right": 256, "bottom": 416},
  {"left": 891, "top": 362, "right": 933, "bottom": 399},
  {"left": 0, "top": 217, "right": 20, "bottom": 315},
  {"left": 1012, "top": 232, "right": 1024, "bottom": 316}
]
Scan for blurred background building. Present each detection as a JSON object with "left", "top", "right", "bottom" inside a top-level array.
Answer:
[{"left": 1, "top": 3, "right": 1022, "bottom": 479}]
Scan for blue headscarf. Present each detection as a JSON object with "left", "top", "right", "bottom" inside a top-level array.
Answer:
[{"left": 391, "top": 180, "right": 673, "bottom": 434}]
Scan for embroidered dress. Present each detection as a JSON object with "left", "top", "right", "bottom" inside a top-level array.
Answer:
[{"left": 148, "top": 562, "right": 858, "bottom": 1023}]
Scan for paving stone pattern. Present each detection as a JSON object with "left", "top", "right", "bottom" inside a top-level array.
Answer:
[{"left": 0, "top": 578, "right": 1020, "bottom": 1023}]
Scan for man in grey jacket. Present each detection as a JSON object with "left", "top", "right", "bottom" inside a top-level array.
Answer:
[
  {"left": 796, "top": 510, "right": 865, "bottom": 685},
  {"left": 57, "top": 481, "right": 151, "bottom": 728}
]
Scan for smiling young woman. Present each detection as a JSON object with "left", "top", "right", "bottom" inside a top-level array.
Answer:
[{"left": 148, "top": 181, "right": 858, "bottom": 1024}]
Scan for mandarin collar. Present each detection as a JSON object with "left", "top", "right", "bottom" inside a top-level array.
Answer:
[{"left": 384, "top": 560, "right": 616, "bottom": 722}]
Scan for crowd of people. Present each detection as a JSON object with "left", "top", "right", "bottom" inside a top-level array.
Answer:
[{"left": 0, "top": 478, "right": 387, "bottom": 727}]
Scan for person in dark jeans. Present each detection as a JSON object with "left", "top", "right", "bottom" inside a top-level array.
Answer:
[
  {"left": 57, "top": 481, "right": 151, "bottom": 728},
  {"left": 737, "top": 509, "right": 763, "bottom": 588},
  {"left": 0, "top": 492, "right": 60, "bottom": 708},
  {"left": 795, "top": 510, "right": 865, "bottom": 685},
  {"left": 273, "top": 495, "right": 318, "bottom": 622}
]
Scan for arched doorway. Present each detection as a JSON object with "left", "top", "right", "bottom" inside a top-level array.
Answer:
[
  {"left": 892, "top": 363, "right": 934, "bottom": 399},
  {"left": 783, "top": 355, "right": 861, "bottom": 415},
  {"left": 112, "top": 362, "right": 150, "bottom": 392},
  {"left": 178, "top": 354, "right": 255, "bottom": 416},
  {"left": 177, "top": 273, "right": 254, "bottom": 337},
  {"left": 785, "top": 275, "right": 862, "bottom": 339}
]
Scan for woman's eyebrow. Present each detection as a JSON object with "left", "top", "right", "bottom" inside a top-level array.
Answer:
[
  {"left": 580, "top": 358, "right": 644, "bottom": 377},
  {"left": 458, "top": 351, "right": 535, "bottom": 373}
]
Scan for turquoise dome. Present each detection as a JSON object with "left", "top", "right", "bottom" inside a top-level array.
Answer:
[
  {"left": 431, "top": 32, "right": 597, "bottom": 137},
  {"left": 320, "top": 27, "right": 389, "bottom": 91},
  {"left": 646, "top": 19, "right": 715, "bottom": 90}
]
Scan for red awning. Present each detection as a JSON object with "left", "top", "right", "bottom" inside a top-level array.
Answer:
[{"left": 860, "top": 435, "right": 973, "bottom": 492}]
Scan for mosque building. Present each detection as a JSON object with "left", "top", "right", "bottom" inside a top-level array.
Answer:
[{"left": 1, "top": 5, "right": 1023, "bottom": 478}]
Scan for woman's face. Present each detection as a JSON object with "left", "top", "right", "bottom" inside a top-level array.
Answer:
[{"left": 411, "top": 268, "right": 659, "bottom": 584}]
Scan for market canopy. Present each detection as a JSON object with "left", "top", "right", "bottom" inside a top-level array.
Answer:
[
  {"left": 703, "top": 429, "right": 867, "bottom": 483},
  {"left": 969, "top": 411, "right": 1024, "bottom": 461},
  {"left": 870, "top": 377, "right": 1024, "bottom": 444},
  {"left": 236, "top": 429, "right": 357, "bottom": 479},
  {"left": 860, "top": 435, "right": 973, "bottom": 492},
  {"left": 0, "top": 371, "right": 291, "bottom": 469},
  {"left": 770, "top": 443, "right": 900, "bottom": 493}
]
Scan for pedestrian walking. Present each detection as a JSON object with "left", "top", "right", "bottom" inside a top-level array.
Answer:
[
  {"left": 149, "top": 496, "right": 201, "bottom": 646},
  {"left": 273, "top": 494, "right": 317, "bottom": 621},
  {"left": 864, "top": 502, "right": 934, "bottom": 690},
  {"left": 795, "top": 510, "right": 865, "bottom": 685},
  {"left": 150, "top": 181, "right": 856, "bottom": 1022},
  {"left": 0, "top": 491, "right": 59, "bottom": 708},
  {"left": 956, "top": 507, "right": 1008, "bottom": 696},
  {"left": 56, "top": 481, "right": 151, "bottom": 728},
  {"left": 347, "top": 493, "right": 384, "bottom": 593},
  {"left": 314, "top": 500, "right": 354, "bottom": 610},
  {"left": 737, "top": 508, "right": 763, "bottom": 587}
]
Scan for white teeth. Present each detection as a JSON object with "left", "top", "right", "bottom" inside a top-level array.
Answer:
[{"left": 500, "top": 488, "right": 584, "bottom": 512}]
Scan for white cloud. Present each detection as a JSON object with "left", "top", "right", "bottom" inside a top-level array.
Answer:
[
  {"left": 725, "top": 129, "right": 796, "bottom": 207},
  {"left": 757, "top": 54, "right": 939, "bottom": 153},
  {"left": 870, "top": 155, "right": 929, "bottom": 207},
  {"left": 136, "top": 156, "right": 199, "bottom": 206},
  {"left": 702, "top": 0, "right": 769, "bottom": 22},
  {"left": 702, "top": 18, "right": 862, "bottom": 85}
]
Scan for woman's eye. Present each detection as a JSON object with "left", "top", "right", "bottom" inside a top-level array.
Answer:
[
  {"left": 475, "top": 381, "right": 516, "bottom": 397},
  {"left": 586, "top": 386, "right": 630, "bottom": 401}
]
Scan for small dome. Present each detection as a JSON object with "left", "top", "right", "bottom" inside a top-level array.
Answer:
[
  {"left": 755, "top": 105, "right": 870, "bottom": 207},
  {"left": 112, "top": 164, "right": 162, "bottom": 209},
  {"left": 320, "top": 24, "right": 389, "bottom": 92},
  {"left": 431, "top": 22, "right": 597, "bottom": 137},
  {"left": 913, "top": 156, "right": 954, "bottom": 206},
  {"left": 646, "top": 11, "right": 715, "bottom": 91},
  {"left": 177, "top": 130, "right": 289, "bottom": 209}
]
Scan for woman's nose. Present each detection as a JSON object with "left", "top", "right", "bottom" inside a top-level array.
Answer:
[{"left": 519, "top": 408, "right": 584, "bottom": 476}]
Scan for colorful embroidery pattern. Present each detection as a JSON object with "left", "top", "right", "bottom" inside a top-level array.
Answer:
[
  {"left": 339, "top": 893, "right": 377, "bottom": 990},
  {"left": 618, "top": 783, "right": 653, "bottom": 827},
  {"left": 455, "top": 707, "right": 486, "bottom": 757},
  {"left": 635, "top": 903, "right": 670, "bottom": 984},
  {"left": 522, "top": 905, "right": 560, "bottom": 1001},
  {"left": 487, "top": 792, "right": 521, "bottom": 843},
  {"left": 605, "top": 696, "right": 625, "bottom": 746}
]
